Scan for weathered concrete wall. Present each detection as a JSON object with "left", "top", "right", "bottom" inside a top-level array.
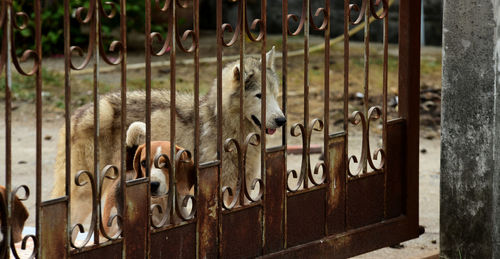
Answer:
[
  {"left": 441, "top": 0, "right": 500, "bottom": 258},
  {"left": 199, "top": 0, "right": 443, "bottom": 45}
]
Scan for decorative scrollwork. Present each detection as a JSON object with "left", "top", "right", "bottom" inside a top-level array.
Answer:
[
  {"left": 287, "top": 119, "right": 326, "bottom": 192},
  {"left": 348, "top": 0, "right": 366, "bottom": 25},
  {"left": 222, "top": 133, "right": 262, "bottom": 210},
  {"left": 370, "top": 0, "right": 388, "bottom": 20},
  {"left": 219, "top": 0, "right": 265, "bottom": 47},
  {"left": 287, "top": 0, "right": 328, "bottom": 36},
  {"left": 69, "top": 0, "right": 124, "bottom": 70},
  {"left": 0, "top": 1, "right": 38, "bottom": 73},
  {"left": 150, "top": 149, "right": 197, "bottom": 228},
  {"left": 7, "top": 6, "right": 41, "bottom": 76},
  {"left": 70, "top": 170, "right": 97, "bottom": 249},
  {"left": 348, "top": 0, "right": 389, "bottom": 25},
  {"left": 150, "top": 154, "right": 172, "bottom": 228},
  {"left": 173, "top": 149, "right": 196, "bottom": 220},
  {"left": 70, "top": 165, "right": 123, "bottom": 247},
  {"left": 347, "top": 106, "right": 385, "bottom": 177},
  {"left": 149, "top": 0, "right": 197, "bottom": 55},
  {"left": 98, "top": 165, "right": 122, "bottom": 241},
  {"left": 9, "top": 185, "right": 38, "bottom": 259}
]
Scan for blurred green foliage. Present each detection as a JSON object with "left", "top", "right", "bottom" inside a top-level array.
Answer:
[{"left": 12, "top": 0, "right": 168, "bottom": 55}]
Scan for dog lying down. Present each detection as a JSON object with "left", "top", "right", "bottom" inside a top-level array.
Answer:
[
  {"left": 102, "top": 122, "right": 196, "bottom": 236},
  {"left": 0, "top": 185, "right": 29, "bottom": 244}
]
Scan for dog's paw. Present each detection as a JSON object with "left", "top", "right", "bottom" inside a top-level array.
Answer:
[{"left": 126, "top": 121, "right": 146, "bottom": 147}]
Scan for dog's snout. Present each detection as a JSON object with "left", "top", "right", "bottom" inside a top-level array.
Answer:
[
  {"left": 275, "top": 117, "right": 286, "bottom": 127},
  {"left": 151, "top": 181, "right": 160, "bottom": 193}
]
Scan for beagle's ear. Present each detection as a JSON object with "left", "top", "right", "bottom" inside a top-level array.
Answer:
[
  {"left": 133, "top": 145, "right": 145, "bottom": 179},
  {"left": 11, "top": 195, "right": 28, "bottom": 243},
  {"left": 175, "top": 145, "right": 196, "bottom": 189}
]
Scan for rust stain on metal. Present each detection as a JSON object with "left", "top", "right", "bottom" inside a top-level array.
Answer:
[
  {"left": 347, "top": 173, "right": 385, "bottom": 229},
  {"left": 264, "top": 150, "right": 285, "bottom": 253},
  {"left": 124, "top": 181, "right": 148, "bottom": 258},
  {"left": 221, "top": 206, "right": 262, "bottom": 259},
  {"left": 151, "top": 223, "right": 196, "bottom": 259},
  {"left": 326, "top": 133, "right": 346, "bottom": 235},
  {"left": 286, "top": 188, "right": 326, "bottom": 247},
  {"left": 41, "top": 198, "right": 68, "bottom": 259},
  {"left": 71, "top": 242, "right": 122, "bottom": 259},
  {"left": 197, "top": 165, "right": 219, "bottom": 258},
  {"left": 385, "top": 119, "right": 406, "bottom": 219}
]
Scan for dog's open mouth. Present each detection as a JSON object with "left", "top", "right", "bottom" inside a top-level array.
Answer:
[{"left": 251, "top": 115, "right": 277, "bottom": 135}]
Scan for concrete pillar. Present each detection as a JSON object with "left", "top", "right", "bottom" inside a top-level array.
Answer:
[{"left": 441, "top": 0, "right": 500, "bottom": 258}]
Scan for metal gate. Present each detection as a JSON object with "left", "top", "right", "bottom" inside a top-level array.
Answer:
[{"left": 1, "top": 0, "right": 421, "bottom": 258}]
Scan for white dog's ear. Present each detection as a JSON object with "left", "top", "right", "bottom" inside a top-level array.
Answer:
[
  {"left": 233, "top": 64, "right": 241, "bottom": 81},
  {"left": 264, "top": 46, "right": 275, "bottom": 71}
]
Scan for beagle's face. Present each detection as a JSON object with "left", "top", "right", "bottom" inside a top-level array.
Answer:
[
  {"left": 0, "top": 186, "right": 29, "bottom": 243},
  {"left": 133, "top": 142, "right": 180, "bottom": 196}
]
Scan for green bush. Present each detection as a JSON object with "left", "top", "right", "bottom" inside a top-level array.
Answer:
[{"left": 13, "top": 0, "right": 166, "bottom": 55}]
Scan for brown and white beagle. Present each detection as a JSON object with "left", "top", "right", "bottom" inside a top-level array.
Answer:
[
  {"left": 0, "top": 185, "right": 29, "bottom": 244},
  {"left": 102, "top": 141, "right": 195, "bottom": 235}
]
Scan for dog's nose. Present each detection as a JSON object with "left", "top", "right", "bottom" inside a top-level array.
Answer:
[
  {"left": 275, "top": 117, "right": 286, "bottom": 127},
  {"left": 151, "top": 181, "right": 160, "bottom": 193}
]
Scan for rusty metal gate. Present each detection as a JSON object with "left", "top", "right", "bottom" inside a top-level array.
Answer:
[{"left": 1, "top": 0, "right": 421, "bottom": 258}]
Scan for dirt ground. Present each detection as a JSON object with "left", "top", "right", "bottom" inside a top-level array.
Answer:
[{"left": 0, "top": 38, "right": 442, "bottom": 258}]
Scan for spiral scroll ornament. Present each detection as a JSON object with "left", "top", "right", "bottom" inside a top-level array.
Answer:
[
  {"left": 286, "top": 0, "right": 328, "bottom": 36},
  {"left": 287, "top": 119, "right": 327, "bottom": 192},
  {"left": 69, "top": 0, "right": 124, "bottom": 70},
  {"left": 69, "top": 165, "right": 122, "bottom": 248},
  {"left": 149, "top": 0, "right": 197, "bottom": 55},
  {"left": 222, "top": 133, "right": 263, "bottom": 210},
  {"left": 348, "top": 0, "right": 389, "bottom": 25},
  {"left": 347, "top": 106, "right": 386, "bottom": 177},
  {"left": 150, "top": 149, "right": 196, "bottom": 228},
  {"left": 9, "top": 186, "right": 38, "bottom": 259},
  {"left": 219, "top": 0, "right": 265, "bottom": 47}
]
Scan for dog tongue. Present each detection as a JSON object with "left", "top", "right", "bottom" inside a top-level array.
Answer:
[{"left": 266, "top": 128, "right": 276, "bottom": 135}]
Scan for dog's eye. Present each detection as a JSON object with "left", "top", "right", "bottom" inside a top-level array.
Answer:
[
  {"left": 255, "top": 93, "right": 261, "bottom": 99},
  {"left": 140, "top": 160, "right": 147, "bottom": 168}
]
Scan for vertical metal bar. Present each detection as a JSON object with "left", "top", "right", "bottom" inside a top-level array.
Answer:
[
  {"left": 63, "top": 0, "right": 72, "bottom": 254},
  {"left": 281, "top": 0, "right": 288, "bottom": 248},
  {"left": 169, "top": 0, "right": 177, "bottom": 208},
  {"left": 260, "top": 0, "right": 267, "bottom": 254},
  {"left": 281, "top": 1, "right": 288, "bottom": 148},
  {"left": 303, "top": 0, "right": 309, "bottom": 189},
  {"left": 342, "top": 0, "right": 350, "bottom": 235},
  {"left": 239, "top": 0, "right": 246, "bottom": 148},
  {"left": 93, "top": 0, "right": 100, "bottom": 245},
  {"left": 4, "top": 3, "right": 12, "bottom": 256},
  {"left": 193, "top": 0, "right": 200, "bottom": 255},
  {"left": 193, "top": 0, "right": 200, "bottom": 174},
  {"left": 120, "top": 0, "right": 127, "bottom": 251},
  {"left": 34, "top": 0, "right": 42, "bottom": 254},
  {"left": 144, "top": 0, "right": 151, "bottom": 177},
  {"left": 216, "top": 0, "right": 223, "bottom": 162},
  {"left": 323, "top": 0, "right": 330, "bottom": 236},
  {"left": 362, "top": 0, "right": 370, "bottom": 174},
  {"left": 382, "top": 3, "right": 388, "bottom": 219},
  {"left": 216, "top": 0, "right": 223, "bottom": 256},
  {"left": 398, "top": 0, "right": 421, "bottom": 234},
  {"left": 144, "top": 0, "right": 152, "bottom": 256},
  {"left": 343, "top": 0, "right": 349, "bottom": 135}
]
